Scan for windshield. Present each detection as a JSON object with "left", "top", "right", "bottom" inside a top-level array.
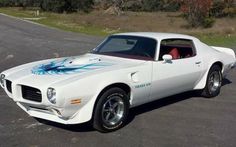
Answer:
[{"left": 93, "top": 35, "right": 157, "bottom": 60}]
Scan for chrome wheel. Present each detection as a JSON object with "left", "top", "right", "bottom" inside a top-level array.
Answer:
[
  {"left": 200, "top": 65, "right": 222, "bottom": 98},
  {"left": 102, "top": 95, "right": 125, "bottom": 126},
  {"left": 93, "top": 87, "right": 129, "bottom": 132},
  {"left": 208, "top": 71, "right": 221, "bottom": 93}
]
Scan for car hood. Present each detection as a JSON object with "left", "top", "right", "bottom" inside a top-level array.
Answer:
[{"left": 3, "top": 53, "right": 146, "bottom": 88}]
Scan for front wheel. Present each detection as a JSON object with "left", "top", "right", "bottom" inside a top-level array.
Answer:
[
  {"left": 201, "top": 65, "right": 222, "bottom": 98},
  {"left": 93, "top": 87, "right": 129, "bottom": 132}
]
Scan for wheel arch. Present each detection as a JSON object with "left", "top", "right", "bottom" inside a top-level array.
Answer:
[
  {"left": 91, "top": 82, "right": 131, "bottom": 118},
  {"left": 97, "top": 83, "right": 131, "bottom": 99},
  {"left": 212, "top": 61, "right": 223, "bottom": 72},
  {"left": 194, "top": 61, "right": 223, "bottom": 90}
]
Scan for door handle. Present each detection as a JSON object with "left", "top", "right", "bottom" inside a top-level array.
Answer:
[{"left": 195, "top": 61, "right": 201, "bottom": 64}]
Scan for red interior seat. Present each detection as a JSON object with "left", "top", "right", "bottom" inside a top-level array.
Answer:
[{"left": 169, "top": 48, "right": 180, "bottom": 59}]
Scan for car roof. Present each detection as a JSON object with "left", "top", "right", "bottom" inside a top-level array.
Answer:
[{"left": 113, "top": 32, "right": 199, "bottom": 41}]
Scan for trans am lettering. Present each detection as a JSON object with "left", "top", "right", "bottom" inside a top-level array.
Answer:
[{"left": 135, "top": 83, "right": 151, "bottom": 88}]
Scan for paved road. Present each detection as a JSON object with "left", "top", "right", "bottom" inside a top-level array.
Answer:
[{"left": 0, "top": 14, "right": 236, "bottom": 147}]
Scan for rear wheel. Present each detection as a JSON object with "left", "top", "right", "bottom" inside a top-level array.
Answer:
[
  {"left": 201, "top": 65, "right": 222, "bottom": 98},
  {"left": 93, "top": 87, "right": 129, "bottom": 132}
]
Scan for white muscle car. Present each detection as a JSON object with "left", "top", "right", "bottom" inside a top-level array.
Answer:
[{"left": 0, "top": 32, "right": 235, "bottom": 132}]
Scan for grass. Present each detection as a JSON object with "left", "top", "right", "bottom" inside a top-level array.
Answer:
[
  {"left": 198, "top": 35, "right": 236, "bottom": 48},
  {"left": 0, "top": 7, "right": 235, "bottom": 48},
  {"left": 0, "top": 7, "right": 117, "bottom": 36},
  {"left": 34, "top": 18, "right": 111, "bottom": 36},
  {"left": 0, "top": 7, "right": 34, "bottom": 18}
]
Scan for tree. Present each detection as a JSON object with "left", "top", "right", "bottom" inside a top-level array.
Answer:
[
  {"left": 181, "top": 0, "right": 215, "bottom": 28},
  {"left": 40, "top": 0, "right": 93, "bottom": 13},
  {"left": 141, "top": 0, "right": 165, "bottom": 11},
  {"left": 40, "top": 0, "right": 66, "bottom": 13},
  {"left": 70, "top": 0, "right": 94, "bottom": 12},
  {"left": 139, "top": 0, "right": 181, "bottom": 12}
]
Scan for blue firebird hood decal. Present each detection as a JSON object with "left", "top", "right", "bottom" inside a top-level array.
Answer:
[{"left": 31, "top": 58, "right": 113, "bottom": 75}]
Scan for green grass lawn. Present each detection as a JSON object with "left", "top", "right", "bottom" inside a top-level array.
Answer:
[
  {"left": 0, "top": 7, "right": 235, "bottom": 48},
  {"left": 0, "top": 7, "right": 115, "bottom": 36},
  {"left": 33, "top": 18, "right": 111, "bottom": 36},
  {"left": 198, "top": 35, "right": 236, "bottom": 48}
]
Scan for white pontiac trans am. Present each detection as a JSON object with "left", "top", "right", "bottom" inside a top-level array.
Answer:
[{"left": 0, "top": 32, "right": 235, "bottom": 132}]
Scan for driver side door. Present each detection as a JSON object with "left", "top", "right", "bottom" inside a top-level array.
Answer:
[{"left": 150, "top": 39, "right": 203, "bottom": 100}]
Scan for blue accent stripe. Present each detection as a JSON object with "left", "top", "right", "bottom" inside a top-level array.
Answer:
[{"left": 31, "top": 58, "right": 113, "bottom": 75}]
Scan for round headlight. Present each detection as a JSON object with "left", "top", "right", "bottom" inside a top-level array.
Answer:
[
  {"left": 47, "top": 87, "right": 56, "bottom": 104},
  {"left": 0, "top": 74, "right": 5, "bottom": 87}
]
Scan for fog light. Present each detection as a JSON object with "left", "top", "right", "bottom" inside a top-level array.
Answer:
[{"left": 47, "top": 88, "right": 56, "bottom": 104}]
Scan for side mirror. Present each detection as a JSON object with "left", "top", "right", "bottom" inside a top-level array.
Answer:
[{"left": 162, "top": 54, "right": 173, "bottom": 63}]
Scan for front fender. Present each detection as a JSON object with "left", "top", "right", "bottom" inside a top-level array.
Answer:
[{"left": 58, "top": 73, "right": 133, "bottom": 124}]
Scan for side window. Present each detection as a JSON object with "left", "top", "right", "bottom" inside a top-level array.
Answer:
[{"left": 159, "top": 39, "right": 196, "bottom": 61}]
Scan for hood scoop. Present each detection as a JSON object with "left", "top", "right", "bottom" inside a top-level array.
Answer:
[{"left": 66, "top": 56, "right": 102, "bottom": 66}]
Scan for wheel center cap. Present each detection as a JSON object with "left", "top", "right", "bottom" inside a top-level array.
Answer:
[{"left": 109, "top": 108, "right": 114, "bottom": 113}]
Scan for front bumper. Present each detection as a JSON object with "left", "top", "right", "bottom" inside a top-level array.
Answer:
[
  {"left": 1, "top": 71, "right": 96, "bottom": 125},
  {"left": 1, "top": 79, "right": 88, "bottom": 125},
  {"left": 16, "top": 100, "right": 93, "bottom": 125},
  {"left": 17, "top": 102, "right": 77, "bottom": 124}
]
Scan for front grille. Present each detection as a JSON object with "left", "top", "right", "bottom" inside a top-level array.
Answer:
[
  {"left": 6, "top": 80, "right": 12, "bottom": 93},
  {"left": 21, "top": 85, "right": 42, "bottom": 102}
]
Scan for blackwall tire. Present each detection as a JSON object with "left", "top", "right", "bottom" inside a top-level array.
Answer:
[
  {"left": 201, "top": 65, "right": 222, "bottom": 98},
  {"left": 93, "top": 87, "right": 129, "bottom": 133}
]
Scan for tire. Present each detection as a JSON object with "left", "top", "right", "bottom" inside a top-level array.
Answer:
[
  {"left": 93, "top": 87, "right": 129, "bottom": 133},
  {"left": 201, "top": 65, "right": 222, "bottom": 98}
]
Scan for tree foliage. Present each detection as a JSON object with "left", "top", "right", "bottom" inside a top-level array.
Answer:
[
  {"left": 210, "top": 0, "right": 236, "bottom": 17},
  {"left": 95, "top": 0, "right": 181, "bottom": 12},
  {"left": 181, "top": 0, "right": 215, "bottom": 28},
  {"left": 141, "top": 0, "right": 181, "bottom": 12},
  {"left": 0, "top": 0, "right": 94, "bottom": 13},
  {"left": 40, "top": 0, "right": 94, "bottom": 13},
  {"left": 0, "top": 0, "right": 234, "bottom": 28}
]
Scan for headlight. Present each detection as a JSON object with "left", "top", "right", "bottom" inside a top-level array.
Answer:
[
  {"left": 0, "top": 74, "right": 5, "bottom": 87},
  {"left": 47, "top": 87, "right": 56, "bottom": 104}
]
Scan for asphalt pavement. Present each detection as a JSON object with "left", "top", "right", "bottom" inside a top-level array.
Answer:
[{"left": 0, "top": 14, "right": 236, "bottom": 147}]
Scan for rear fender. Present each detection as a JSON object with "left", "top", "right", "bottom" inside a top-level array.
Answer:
[{"left": 193, "top": 60, "right": 222, "bottom": 90}]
